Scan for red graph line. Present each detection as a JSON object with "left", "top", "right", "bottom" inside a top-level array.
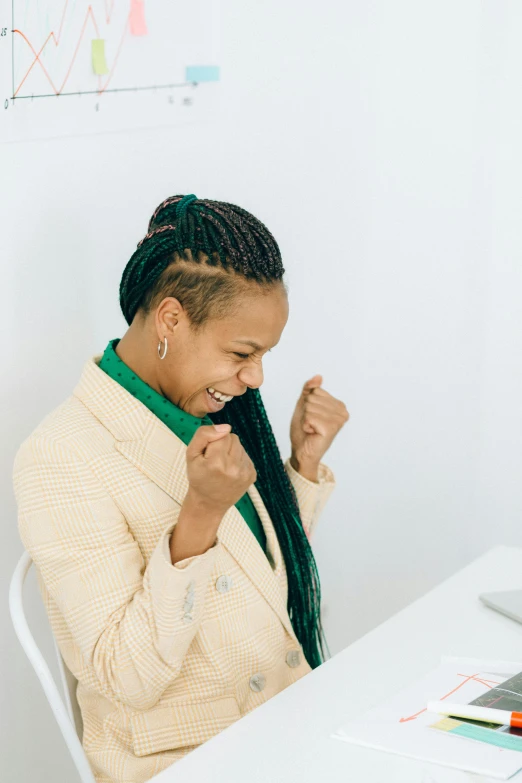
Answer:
[
  {"left": 13, "top": 1, "right": 124, "bottom": 97},
  {"left": 14, "top": 29, "right": 59, "bottom": 95},
  {"left": 105, "top": 1, "right": 117, "bottom": 24},
  {"left": 487, "top": 694, "right": 506, "bottom": 708},
  {"left": 13, "top": 1, "right": 96, "bottom": 97},
  {"left": 55, "top": 0, "right": 70, "bottom": 46},
  {"left": 99, "top": 17, "right": 129, "bottom": 94}
]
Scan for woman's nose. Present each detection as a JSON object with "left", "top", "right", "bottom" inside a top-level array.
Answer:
[{"left": 239, "top": 363, "right": 264, "bottom": 390}]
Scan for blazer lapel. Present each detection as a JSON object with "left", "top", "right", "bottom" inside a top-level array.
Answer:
[{"left": 74, "top": 355, "right": 296, "bottom": 642}]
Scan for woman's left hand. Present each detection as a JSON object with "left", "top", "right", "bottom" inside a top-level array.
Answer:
[{"left": 289, "top": 374, "right": 350, "bottom": 471}]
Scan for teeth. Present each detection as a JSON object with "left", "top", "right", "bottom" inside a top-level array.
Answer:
[{"left": 207, "top": 388, "right": 233, "bottom": 403}]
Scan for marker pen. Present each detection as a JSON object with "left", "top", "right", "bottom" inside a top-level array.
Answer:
[{"left": 427, "top": 700, "right": 522, "bottom": 728}]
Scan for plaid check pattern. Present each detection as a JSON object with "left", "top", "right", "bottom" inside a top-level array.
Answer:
[{"left": 13, "top": 353, "right": 336, "bottom": 783}]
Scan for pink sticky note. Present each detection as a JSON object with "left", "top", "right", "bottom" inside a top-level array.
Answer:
[{"left": 130, "top": 0, "right": 148, "bottom": 36}]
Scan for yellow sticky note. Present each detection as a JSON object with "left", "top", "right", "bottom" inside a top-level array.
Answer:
[
  {"left": 92, "top": 39, "right": 108, "bottom": 75},
  {"left": 431, "top": 717, "right": 462, "bottom": 732}
]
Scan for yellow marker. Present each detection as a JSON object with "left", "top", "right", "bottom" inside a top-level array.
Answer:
[{"left": 92, "top": 40, "right": 108, "bottom": 75}]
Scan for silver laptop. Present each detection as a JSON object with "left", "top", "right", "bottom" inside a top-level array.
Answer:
[{"left": 479, "top": 590, "right": 522, "bottom": 624}]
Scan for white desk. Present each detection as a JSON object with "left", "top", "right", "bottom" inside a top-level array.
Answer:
[{"left": 153, "top": 545, "right": 522, "bottom": 783}]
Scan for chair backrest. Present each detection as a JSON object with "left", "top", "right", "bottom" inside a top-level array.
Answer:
[
  {"left": 52, "top": 634, "right": 85, "bottom": 740},
  {"left": 9, "top": 550, "right": 96, "bottom": 783}
]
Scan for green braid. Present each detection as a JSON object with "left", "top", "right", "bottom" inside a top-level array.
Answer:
[{"left": 119, "top": 194, "right": 330, "bottom": 668}]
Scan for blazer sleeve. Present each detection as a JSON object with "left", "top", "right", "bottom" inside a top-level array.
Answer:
[
  {"left": 12, "top": 435, "right": 220, "bottom": 711},
  {"left": 283, "top": 458, "right": 336, "bottom": 539}
]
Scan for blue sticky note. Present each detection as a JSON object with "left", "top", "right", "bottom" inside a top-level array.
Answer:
[
  {"left": 185, "top": 66, "right": 220, "bottom": 83},
  {"left": 449, "top": 723, "right": 522, "bottom": 752}
]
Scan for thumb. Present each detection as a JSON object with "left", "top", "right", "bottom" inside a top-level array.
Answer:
[
  {"left": 302, "top": 374, "right": 323, "bottom": 395},
  {"left": 188, "top": 423, "right": 231, "bottom": 457}
]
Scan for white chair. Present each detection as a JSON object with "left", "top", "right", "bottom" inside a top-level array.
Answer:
[{"left": 9, "top": 550, "right": 96, "bottom": 783}]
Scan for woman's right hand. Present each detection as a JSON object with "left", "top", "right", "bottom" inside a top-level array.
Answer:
[
  {"left": 170, "top": 425, "right": 257, "bottom": 564},
  {"left": 185, "top": 424, "right": 257, "bottom": 519}
]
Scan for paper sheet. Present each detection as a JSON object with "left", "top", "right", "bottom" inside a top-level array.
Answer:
[{"left": 332, "top": 659, "right": 522, "bottom": 780}]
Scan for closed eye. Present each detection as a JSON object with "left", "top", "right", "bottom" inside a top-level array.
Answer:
[{"left": 233, "top": 349, "right": 272, "bottom": 360}]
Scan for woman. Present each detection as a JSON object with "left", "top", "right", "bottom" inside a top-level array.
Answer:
[{"left": 13, "top": 194, "right": 349, "bottom": 783}]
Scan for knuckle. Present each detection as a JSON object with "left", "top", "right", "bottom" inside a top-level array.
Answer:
[
  {"left": 208, "top": 458, "right": 223, "bottom": 474},
  {"left": 337, "top": 401, "right": 349, "bottom": 419},
  {"left": 228, "top": 463, "right": 241, "bottom": 479}
]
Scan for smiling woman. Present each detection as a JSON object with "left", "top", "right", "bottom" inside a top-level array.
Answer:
[
  {"left": 115, "top": 266, "right": 286, "bottom": 419},
  {"left": 115, "top": 196, "right": 322, "bottom": 654},
  {"left": 12, "top": 194, "right": 338, "bottom": 783}
]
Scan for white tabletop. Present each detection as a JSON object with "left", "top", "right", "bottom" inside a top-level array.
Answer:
[{"left": 152, "top": 545, "right": 522, "bottom": 783}]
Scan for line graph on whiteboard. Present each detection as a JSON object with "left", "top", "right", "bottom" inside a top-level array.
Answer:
[{"left": 1, "top": 0, "right": 221, "bottom": 141}]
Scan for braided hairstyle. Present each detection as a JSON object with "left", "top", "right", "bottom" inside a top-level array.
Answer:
[{"left": 119, "top": 194, "right": 329, "bottom": 668}]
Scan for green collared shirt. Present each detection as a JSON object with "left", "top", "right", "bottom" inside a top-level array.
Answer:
[{"left": 99, "top": 339, "right": 267, "bottom": 555}]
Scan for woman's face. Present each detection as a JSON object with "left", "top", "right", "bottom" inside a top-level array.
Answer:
[{"left": 155, "top": 284, "right": 289, "bottom": 417}]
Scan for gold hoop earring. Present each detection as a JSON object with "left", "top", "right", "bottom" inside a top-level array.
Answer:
[{"left": 158, "top": 338, "right": 168, "bottom": 360}]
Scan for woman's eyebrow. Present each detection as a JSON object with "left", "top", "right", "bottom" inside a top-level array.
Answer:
[
  {"left": 232, "top": 340, "right": 263, "bottom": 351},
  {"left": 232, "top": 340, "right": 273, "bottom": 353}
]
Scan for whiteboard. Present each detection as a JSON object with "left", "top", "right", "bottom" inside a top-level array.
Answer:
[{"left": 0, "top": 0, "right": 220, "bottom": 142}]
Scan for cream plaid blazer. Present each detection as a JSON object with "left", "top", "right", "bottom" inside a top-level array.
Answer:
[{"left": 13, "top": 353, "right": 336, "bottom": 783}]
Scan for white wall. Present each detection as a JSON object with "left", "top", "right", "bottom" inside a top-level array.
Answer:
[
  {"left": 475, "top": 4, "right": 522, "bottom": 555},
  {"left": 3, "top": 1, "right": 522, "bottom": 780}
]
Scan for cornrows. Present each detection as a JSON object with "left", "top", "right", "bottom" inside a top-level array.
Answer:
[
  {"left": 118, "top": 194, "right": 329, "bottom": 669},
  {"left": 137, "top": 193, "right": 281, "bottom": 282}
]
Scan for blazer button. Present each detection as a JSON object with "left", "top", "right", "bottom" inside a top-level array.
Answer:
[
  {"left": 286, "top": 650, "right": 301, "bottom": 668},
  {"left": 249, "top": 673, "right": 266, "bottom": 692},
  {"left": 215, "top": 575, "right": 233, "bottom": 593}
]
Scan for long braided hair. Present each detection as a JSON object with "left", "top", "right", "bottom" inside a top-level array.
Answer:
[{"left": 119, "top": 194, "right": 329, "bottom": 668}]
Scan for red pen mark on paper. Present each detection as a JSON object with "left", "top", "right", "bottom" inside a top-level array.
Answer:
[{"left": 399, "top": 672, "right": 502, "bottom": 723}]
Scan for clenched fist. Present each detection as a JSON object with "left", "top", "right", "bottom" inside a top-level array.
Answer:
[
  {"left": 186, "top": 424, "right": 257, "bottom": 517},
  {"left": 170, "top": 424, "right": 257, "bottom": 564}
]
